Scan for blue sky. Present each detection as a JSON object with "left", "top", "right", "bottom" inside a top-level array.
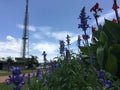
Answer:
[{"left": 0, "top": 0, "right": 120, "bottom": 62}]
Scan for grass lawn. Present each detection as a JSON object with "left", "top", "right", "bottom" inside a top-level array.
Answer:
[{"left": 0, "top": 82, "right": 30, "bottom": 90}]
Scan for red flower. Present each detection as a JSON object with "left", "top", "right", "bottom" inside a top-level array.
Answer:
[
  {"left": 92, "top": 26, "right": 96, "bottom": 32},
  {"left": 112, "top": 4, "right": 119, "bottom": 10},
  {"left": 90, "top": 3, "right": 103, "bottom": 12},
  {"left": 112, "top": 19, "right": 118, "bottom": 23},
  {"left": 90, "top": 3, "right": 99, "bottom": 12}
]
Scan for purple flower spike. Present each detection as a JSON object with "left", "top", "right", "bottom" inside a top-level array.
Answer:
[
  {"left": 97, "top": 69, "right": 105, "bottom": 79},
  {"left": 59, "top": 40, "right": 65, "bottom": 55},
  {"left": 65, "top": 48, "right": 71, "bottom": 62},
  {"left": 6, "top": 66, "right": 25, "bottom": 90},
  {"left": 78, "top": 7, "right": 90, "bottom": 31},
  {"left": 105, "top": 80, "right": 112, "bottom": 89},
  {"left": 98, "top": 78, "right": 105, "bottom": 86},
  {"left": 36, "top": 69, "right": 42, "bottom": 79},
  {"left": 10, "top": 66, "right": 21, "bottom": 76},
  {"left": 13, "top": 76, "right": 25, "bottom": 86}
]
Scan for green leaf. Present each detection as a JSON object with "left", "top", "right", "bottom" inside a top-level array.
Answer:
[
  {"left": 110, "top": 44, "right": 120, "bottom": 54},
  {"left": 93, "top": 25, "right": 103, "bottom": 39},
  {"left": 80, "top": 46, "right": 89, "bottom": 56},
  {"left": 104, "top": 19, "right": 120, "bottom": 43},
  {"left": 96, "top": 47, "right": 104, "bottom": 68},
  {"left": 105, "top": 52, "right": 118, "bottom": 75},
  {"left": 99, "top": 31, "right": 108, "bottom": 44}
]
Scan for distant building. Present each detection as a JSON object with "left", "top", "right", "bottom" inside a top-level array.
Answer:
[{"left": 15, "top": 57, "right": 30, "bottom": 62}]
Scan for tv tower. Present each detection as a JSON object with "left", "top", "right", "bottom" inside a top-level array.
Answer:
[{"left": 22, "top": 0, "right": 29, "bottom": 60}]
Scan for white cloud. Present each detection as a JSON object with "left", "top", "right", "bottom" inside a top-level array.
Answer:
[
  {"left": 33, "top": 42, "right": 58, "bottom": 54},
  {"left": 33, "top": 41, "right": 59, "bottom": 61},
  {"left": 17, "top": 24, "right": 80, "bottom": 44},
  {"left": 92, "top": 9, "right": 120, "bottom": 25},
  {"left": 6, "top": 35, "right": 15, "bottom": 41},
  {"left": 38, "top": 26, "right": 80, "bottom": 44},
  {"left": 51, "top": 31, "right": 73, "bottom": 40},
  {"left": 1, "top": 25, "right": 83, "bottom": 62},
  {"left": 32, "top": 33, "right": 44, "bottom": 39},
  {"left": 71, "top": 36, "right": 78, "bottom": 44},
  {"left": 0, "top": 35, "right": 22, "bottom": 57},
  {"left": 0, "top": 35, "right": 59, "bottom": 62},
  {"left": 45, "top": 30, "right": 79, "bottom": 42},
  {"left": 16, "top": 24, "right": 36, "bottom": 31}
]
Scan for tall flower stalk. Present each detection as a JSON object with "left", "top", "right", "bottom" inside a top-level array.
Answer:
[
  {"left": 78, "top": 7, "right": 90, "bottom": 47},
  {"left": 66, "top": 35, "right": 70, "bottom": 49},
  {"left": 78, "top": 7, "right": 92, "bottom": 65},
  {"left": 77, "top": 35, "right": 81, "bottom": 49},
  {"left": 112, "top": 0, "right": 120, "bottom": 23},
  {"left": 90, "top": 3, "right": 103, "bottom": 27},
  {"left": 65, "top": 48, "right": 71, "bottom": 62},
  {"left": 59, "top": 40, "right": 65, "bottom": 56}
]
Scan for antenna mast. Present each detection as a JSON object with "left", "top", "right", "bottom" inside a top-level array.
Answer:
[{"left": 22, "top": 0, "right": 29, "bottom": 60}]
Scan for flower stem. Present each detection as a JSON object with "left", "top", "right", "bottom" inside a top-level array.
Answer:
[
  {"left": 83, "top": 30, "right": 92, "bottom": 65},
  {"left": 114, "top": 0, "right": 120, "bottom": 23},
  {"left": 94, "top": 14, "right": 99, "bottom": 27}
]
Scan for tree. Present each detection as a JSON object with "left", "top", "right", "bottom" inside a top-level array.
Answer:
[
  {"left": 25, "top": 55, "right": 39, "bottom": 69},
  {"left": 7, "top": 57, "right": 14, "bottom": 70}
]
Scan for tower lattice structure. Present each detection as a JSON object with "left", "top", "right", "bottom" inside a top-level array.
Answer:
[{"left": 22, "top": 0, "right": 29, "bottom": 60}]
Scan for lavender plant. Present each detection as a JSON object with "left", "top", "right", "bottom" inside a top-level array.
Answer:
[
  {"left": 77, "top": 35, "right": 81, "bottom": 48},
  {"left": 5, "top": 66, "right": 25, "bottom": 90},
  {"left": 59, "top": 40, "right": 65, "bottom": 56},
  {"left": 65, "top": 48, "right": 71, "bottom": 62},
  {"left": 78, "top": 7, "right": 93, "bottom": 65},
  {"left": 66, "top": 35, "right": 70, "bottom": 49},
  {"left": 78, "top": 6, "right": 91, "bottom": 47}
]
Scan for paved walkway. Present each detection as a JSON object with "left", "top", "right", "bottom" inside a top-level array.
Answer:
[{"left": 0, "top": 76, "right": 8, "bottom": 83}]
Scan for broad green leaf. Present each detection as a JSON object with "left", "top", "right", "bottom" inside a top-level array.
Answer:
[
  {"left": 110, "top": 44, "right": 120, "bottom": 61},
  {"left": 80, "top": 46, "right": 89, "bottom": 56},
  {"left": 105, "top": 53, "right": 118, "bottom": 75},
  {"left": 110, "top": 44, "right": 120, "bottom": 54},
  {"left": 99, "top": 31, "right": 108, "bottom": 44},
  {"left": 96, "top": 47, "right": 104, "bottom": 68},
  {"left": 104, "top": 19, "right": 120, "bottom": 42}
]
